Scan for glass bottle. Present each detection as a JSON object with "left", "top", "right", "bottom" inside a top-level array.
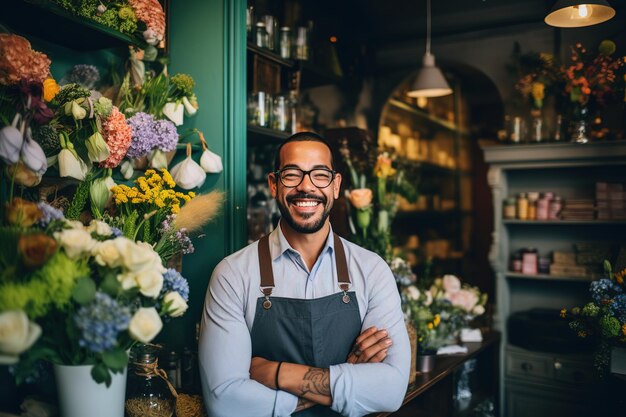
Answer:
[
  {"left": 125, "top": 344, "right": 176, "bottom": 417},
  {"left": 548, "top": 196, "right": 562, "bottom": 220},
  {"left": 529, "top": 110, "right": 545, "bottom": 143},
  {"left": 279, "top": 27, "right": 292, "bottom": 59},
  {"left": 295, "top": 26, "right": 309, "bottom": 60},
  {"left": 272, "top": 94, "right": 288, "bottom": 131},
  {"left": 508, "top": 116, "right": 526, "bottom": 144},
  {"left": 503, "top": 198, "right": 517, "bottom": 220},
  {"left": 527, "top": 192, "right": 539, "bottom": 220},
  {"left": 255, "top": 22, "right": 269, "bottom": 49},
  {"left": 516, "top": 192, "right": 529, "bottom": 220},
  {"left": 260, "top": 15, "right": 278, "bottom": 51},
  {"left": 287, "top": 90, "right": 298, "bottom": 134}
]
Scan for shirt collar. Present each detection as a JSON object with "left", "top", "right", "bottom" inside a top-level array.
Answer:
[{"left": 269, "top": 222, "right": 335, "bottom": 262}]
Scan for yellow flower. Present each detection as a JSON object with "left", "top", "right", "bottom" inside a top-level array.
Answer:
[
  {"left": 171, "top": 205, "right": 180, "bottom": 214},
  {"left": 614, "top": 268, "right": 625, "bottom": 285},
  {"left": 374, "top": 154, "right": 396, "bottom": 179},
  {"left": 43, "top": 78, "right": 60, "bottom": 102},
  {"left": 622, "top": 324, "right": 626, "bottom": 336},
  {"left": 577, "top": 330, "right": 587, "bottom": 338},
  {"left": 131, "top": 198, "right": 143, "bottom": 204},
  {"left": 162, "top": 169, "right": 176, "bottom": 188},
  {"left": 560, "top": 308, "right": 567, "bottom": 318},
  {"left": 188, "top": 192, "right": 196, "bottom": 199},
  {"left": 427, "top": 323, "right": 433, "bottom": 330},
  {"left": 531, "top": 82, "right": 545, "bottom": 101},
  {"left": 433, "top": 314, "right": 441, "bottom": 327}
]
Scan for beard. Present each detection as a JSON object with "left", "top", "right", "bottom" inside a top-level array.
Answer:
[{"left": 277, "top": 192, "right": 333, "bottom": 234}]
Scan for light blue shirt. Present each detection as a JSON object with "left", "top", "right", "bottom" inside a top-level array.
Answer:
[{"left": 199, "top": 225, "right": 410, "bottom": 417}]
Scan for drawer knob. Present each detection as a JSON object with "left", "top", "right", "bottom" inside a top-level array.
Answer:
[
  {"left": 521, "top": 362, "right": 533, "bottom": 371},
  {"left": 554, "top": 361, "right": 562, "bottom": 370}
]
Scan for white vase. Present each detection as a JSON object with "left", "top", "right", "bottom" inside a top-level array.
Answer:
[{"left": 54, "top": 364, "right": 127, "bottom": 417}]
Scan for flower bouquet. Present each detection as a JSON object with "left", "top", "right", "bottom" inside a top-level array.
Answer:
[
  {"left": 402, "top": 274, "right": 487, "bottom": 353},
  {"left": 339, "top": 139, "right": 417, "bottom": 261},
  {"left": 563, "top": 261, "right": 626, "bottom": 376},
  {"left": 0, "top": 198, "right": 190, "bottom": 386}
]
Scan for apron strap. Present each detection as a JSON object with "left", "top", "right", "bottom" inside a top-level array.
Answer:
[
  {"left": 258, "top": 235, "right": 274, "bottom": 295},
  {"left": 333, "top": 234, "right": 351, "bottom": 293}
]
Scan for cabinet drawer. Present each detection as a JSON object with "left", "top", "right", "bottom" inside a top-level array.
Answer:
[
  {"left": 506, "top": 351, "right": 551, "bottom": 380},
  {"left": 553, "top": 358, "right": 593, "bottom": 384}
]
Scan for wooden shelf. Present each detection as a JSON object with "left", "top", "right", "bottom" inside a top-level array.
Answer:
[
  {"left": 387, "top": 99, "right": 469, "bottom": 136},
  {"left": 3, "top": 0, "right": 146, "bottom": 50},
  {"left": 396, "top": 210, "right": 473, "bottom": 219},
  {"left": 397, "top": 158, "right": 471, "bottom": 176},
  {"left": 246, "top": 41, "right": 295, "bottom": 68},
  {"left": 505, "top": 272, "right": 595, "bottom": 283},
  {"left": 503, "top": 219, "right": 626, "bottom": 225},
  {"left": 247, "top": 125, "right": 290, "bottom": 145}
]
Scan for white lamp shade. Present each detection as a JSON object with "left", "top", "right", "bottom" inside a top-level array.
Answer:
[
  {"left": 545, "top": 0, "right": 615, "bottom": 27},
  {"left": 407, "top": 53, "right": 452, "bottom": 98}
]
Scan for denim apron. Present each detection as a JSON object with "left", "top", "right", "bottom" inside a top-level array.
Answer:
[{"left": 251, "top": 234, "right": 362, "bottom": 416}]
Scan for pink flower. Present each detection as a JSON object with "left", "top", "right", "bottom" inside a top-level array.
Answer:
[
  {"left": 447, "top": 289, "right": 479, "bottom": 314},
  {"left": 100, "top": 107, "right": 132, "bottom": 168},
  {"left": 129, "top": 0, "right": 166, "bottom": 43}
]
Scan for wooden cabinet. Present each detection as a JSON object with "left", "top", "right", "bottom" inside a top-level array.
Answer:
[
  {"left": 482, "top": 141, "right": 626, "bottom": 416},
  {"left": 377, "top": 78, "right": 474, "bottom": 278}
]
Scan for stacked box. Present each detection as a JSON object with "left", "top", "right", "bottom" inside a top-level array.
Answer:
[
  {"left": 550, "top": 250, "right": 588, "bottom": 277},
  {"left": 597, "top": 182, "right": 626, "bottom": 220}
]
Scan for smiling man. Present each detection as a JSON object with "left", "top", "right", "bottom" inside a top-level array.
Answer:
[{"left": 199, "top": 132, "right": 410, "bottom": 417}]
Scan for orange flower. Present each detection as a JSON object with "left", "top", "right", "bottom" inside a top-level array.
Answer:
[
  {"left": 347, "top": 188, "right": 373, "bottom": 209},
  {"left": 18, "top": 233, "right": 58, "bottom": 269},
  {"left": 43, "top": 78, "right": 59, "bottom": 102},
  {"left": 374, "top": 154, "right": 396, "bottom": 179}
]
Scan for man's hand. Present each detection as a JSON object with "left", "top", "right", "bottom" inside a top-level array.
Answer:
[
  {"left": 347, "top": 326, "right": 392, "bottom": 364},
  {"left": 250, "top": 357, "right": 280, "bottom": 389}
]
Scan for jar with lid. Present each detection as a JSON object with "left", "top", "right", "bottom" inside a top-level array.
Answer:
[
  {"left": 272, "top": 94, "right": 288, "bottom": 131},
  {"left": 517, "top": 192, "right": 529, "bottom": 220},
  {"left": 125, "top": 344, "right": 176, "bottom": 417},
  {"left": 527, "top": 192, "right": 539, "bottom": 220},
  {"left": 295, "top": 26, "right": 310, "bottom": 60},
  {"left": 247, "top": 91, "right": 271, "bottom": 127},
  {"left": 279, "top": 27, "right": 292, "bottom": 59},
  {"left": 254, "top": 22, "right": 269, "bottom": 49},
  {"left": 503, "top": 198, "right": 516, "bottom": 220},
  {"left": 536, "top": 193, "right": 550, "bottom": 220},
  {"left": 260, "top": 15, "right": 278, "bottom": 51},
  {"left": 548, "top": 196, "right": 562, "bottom": 220},
  {"left": 521, "top": 248, "right": 538, "bottom": 275}
]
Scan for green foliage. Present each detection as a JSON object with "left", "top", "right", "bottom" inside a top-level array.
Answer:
[
  {"left": 32, "top": 125, "right": 61, "bottom": 156},
  {"left": 66, "top": 173, "right": 94, "bottom": 220},
  {"left": 170, "top": 74, "right": 196, "bottom": 98},
  {"left": 72, "top": 277, "right": 97, "bottom": 305},
  {"left": 50, "top": 84, "right": 91, "bottom": 108}
]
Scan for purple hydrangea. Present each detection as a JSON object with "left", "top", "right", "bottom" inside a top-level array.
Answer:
[
  {"left": 127, "top": 112, "right": 159, "bottom": 159},
  {"left": 74, "top": 292, "right": 131, "bottom": 353},
  {"left": 110, "top": 226, "right": 123, "bottom": 237},
  {"left": 37, "top": 202, "right": 65, "bottom": 227},
  {"left": 153, "top": 119, "right": 179, "bottom": 152},
  {"left": 162, "top": 269, "right": 190, "bottom": 301},
  {"left": 590, "top": 278, "right": 622, "bottom": 304}
]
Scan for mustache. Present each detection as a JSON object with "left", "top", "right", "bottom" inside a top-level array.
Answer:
[{"left": 286, "top": 193, "right": 326, "bottom": 204}]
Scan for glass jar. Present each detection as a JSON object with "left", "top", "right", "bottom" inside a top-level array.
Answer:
[
  {"left": 548, "top": 196, "right": 562, "bottom": 220},
  {"left": 260, "top": 15, "right": 278, "bottom": 51},
  {"left": 529, "top": 111, "right": 546, "bottom": 143},
  {"left": 279, "top": 27, "right": 292, "bottom": 59},
  {"left": 125, "top": 345, "right": 176, "bottom": 417},
  {"left": 247, "top": 91, "right": 271, "bottom": 127},
  {"left": 510, "top": 251, "right": 523, "bottom": 273},
  {"left": 503, "top": 198, "right": 517, "bottom": 220},
  {"left": 521, "top": 248, "right": 538, "bottom": 275},
  {"left": 255, "top": 22, "right": 269, "bottom": 49},
  {"left": 527, "top": 192, "right": 539, "bottom": 220},
  {"left": 246, "top": 5, "right": 254, "bottom": 37},
  {"left": 287, "top": 90, "right": 298, "bottom": 134},
  {"left": 295, "top": 26, "right": 310, "bottom": 60},
  {"left": 536, "top": 194, "right": 550, "bottom": 220},
  {"left": 517, "top": 192, "right": 529, "bottom": 220},
  {"left": 507, "top": 116, "right": 526, "bottom": 144},
  {"left": 272, "top": 94, "right": 288, "bottom": 131}
]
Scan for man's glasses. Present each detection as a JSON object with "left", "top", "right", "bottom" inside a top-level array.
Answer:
[{"left": 274, "top": 168, "right": 336, "bottom": 188}]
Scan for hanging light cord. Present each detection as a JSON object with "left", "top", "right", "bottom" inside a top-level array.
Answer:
[{"left": 425, "top": 0, "right": 432, "bottom": 55}]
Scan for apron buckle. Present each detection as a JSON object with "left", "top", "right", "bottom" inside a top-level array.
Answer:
[
  {"left": 342, "top": 293, "right": 351, "bottom": 304},
  {"left": 263, "top": 296, "right": 272, "bottom": 310}
]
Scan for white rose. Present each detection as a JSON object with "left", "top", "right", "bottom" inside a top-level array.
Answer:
[
  {"left": 64, "top": 219, "right": 86, "bottom": 230},
  {"left": 135, "top": 269, "right": 164, "bottom": 298},
  {"left": 128, "top": 307, "right": 163, "bottom": 343},
  {"left": 86, "top": 220, "right": 112, "bottom": 237},
  {"left": 442, "top": 274, "right": 461, "bottom": 294},
  {"left": 405, "top": 286, "right": 420, "bottom": 301},
  {"left": 163, "top": 291, "right": 188, "bottom": 317},
  {"left": 472, "top": 304, "right": 485, "bottom": 316},
  {"left": 0, "top": 310, "right": 42, "bottom": 364},
  {"left": 119, "top": 240, "right": 164, "bottom": 273},
  {"left": 424, "top": 290, "right": 433, "bottom": 306},
  {"left": 92, "top": 240, "right": 122, "bottom": 267},
  {"left": 116, "top": 271, "right": 138, "bottom": 290},
  {"left": 54, "top": 228, "right": 96, "bottom": 260}
]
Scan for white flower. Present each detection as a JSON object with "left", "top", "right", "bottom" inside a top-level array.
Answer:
[
  {"left": 163, "top": 291, "right": 188, "bottom": 317},
  {"left": 86, "top": 220, "right": 112, "bottom": 237},
  {"left": 92, "top": 240, "right": 122, "bottom": 268},
  {"left": 54, "top": 228, "right": 96, "bottom": 260},
  {"left": 448, "top": 289, "right": 479, "bottom": 313},
  {"left": 200, "top": 148, "right": 223, "bottom": 173},
  {"left": 162, "top": 102, "right": 184, "bottom": 126},
  {"left": 405, "top": 285, "right": 420, "bottom": 301},
  {"left": 149, "top": 149, "right": 169, "bottom": 170},
  {"left": 58, "top": 148, "right": 89, "bottom": 181},
  {"left": 116, "top": 271, "right": 138, "bottom": 290},
  {"left": 21, "top": 128, "right": 47, "bottom": 175},
  {"left": 472, "top": 304, "right": 485, "bottom": 316},
  {"left": 120, "top": 160, "right": 134, "bottom": 180},
  {"left": 182, "top": 96, "right": 197, "bottom": 116},
  {"left": 143, "top": 28, "right": 160, "bottom": 46},
  {"left": 442, "top": 275, "right": 461, "bottom": 294},
  {"left": 170, "top": 155, "right": 206, "bottom": 190},
  {"left": 64, "top": 219, "right": 86, "bottom": 230},
  {"left": 67, "top": 100, "right": 87, "bottom": 120},
  {"left": 424, "top": 290, "right": 433, "bottom": 306},
  {"left": 129, "top": 307, "right": 163, "bottom": 343},
  {"left": 135, "top": 269, "right": 164, "bottom": 298},
  {"left": 116, "top": 239, "right": 163, "bottom": 273},
  {"left": 0, "top": 114, "right": 24, "bottom": 165},
  {"left": 0, "top": 310, "right": 41, "bottom": 364},
  {"left": 89, "top": 176, "right": 116, "bottom": 215},
  {"left": 85, "top": 132, "right": 110, "bottom": 162}
]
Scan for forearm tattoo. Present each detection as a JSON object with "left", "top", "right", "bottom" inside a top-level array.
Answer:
[{"left": 300, "top": 368, "right": 330, "bottom": 397}]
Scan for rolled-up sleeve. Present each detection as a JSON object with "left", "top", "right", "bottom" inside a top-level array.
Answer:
[
  {"left": 329, "top": 259, "right": 411, "bottom": 416},
  {"left": 199, "top": 259, "right": 299, "bottom": 417}
]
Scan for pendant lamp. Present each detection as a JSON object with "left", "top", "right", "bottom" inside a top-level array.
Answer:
[
  {"left": 545, "top": 0, "right": 616, "bottom": 28},
  {"left": 407, "top": 0, "right": 452, "bottom": 98}
]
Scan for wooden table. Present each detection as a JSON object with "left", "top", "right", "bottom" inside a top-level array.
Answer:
[{"left": 371, "top": 331, "right": 501, "bottom": 417}]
